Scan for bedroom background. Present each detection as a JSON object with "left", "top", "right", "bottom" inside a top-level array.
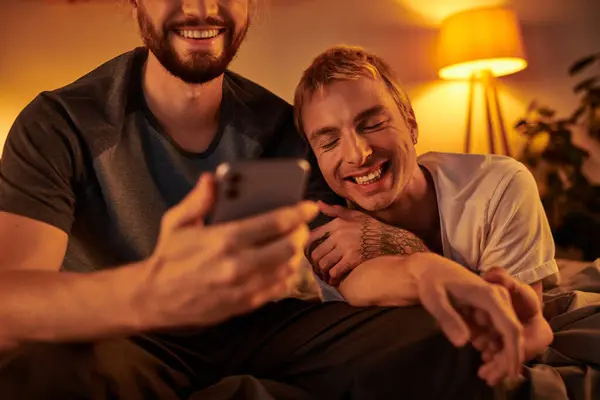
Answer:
[{"left": 1, "top": 0, "right": 599, "bottom": 259}]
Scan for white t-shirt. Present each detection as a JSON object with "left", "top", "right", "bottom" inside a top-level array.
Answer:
[{"left": 319, "top": 151, "right": 559, "bottom": 301}]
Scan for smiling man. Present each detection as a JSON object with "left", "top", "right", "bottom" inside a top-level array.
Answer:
[
  {"left": 297, "top": 46, "right": 559, "bottom": 299},
  {"left": 296, "top": 45, "right": 556, "bottom": 369}
]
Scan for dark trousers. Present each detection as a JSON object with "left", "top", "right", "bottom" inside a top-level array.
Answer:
[{"left": 0, "top": 299, "right": 494, "bottom": 399}]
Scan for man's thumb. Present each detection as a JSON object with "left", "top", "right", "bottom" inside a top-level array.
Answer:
[
  {"left": 171, "top": 173, "right": 216, "bottom": 227},
  {"left": 318, "top": 201, "right": 351, "bottom": 219}
]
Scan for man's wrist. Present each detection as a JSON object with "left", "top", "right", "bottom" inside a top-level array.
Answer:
[
  {"left": 406, "top": 252, "right": 437, "bottom": 282},
  {"left": 118, "top": 259, "right": 168, "bottom": 333}
]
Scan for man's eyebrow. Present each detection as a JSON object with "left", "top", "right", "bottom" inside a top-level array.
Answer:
[
  {"left": 353, "top": 105, "right": 386, "bottom": 124},
  {"left": 307, "top": 105, "right": 386, "bottom": 141},
  {"left": 308, "top": 126, "right": 339, "bottom": 142}
]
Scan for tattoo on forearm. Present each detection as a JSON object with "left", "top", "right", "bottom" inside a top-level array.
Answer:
[{"left": 360, "top": 218, "right": 428, "bottom": 261}]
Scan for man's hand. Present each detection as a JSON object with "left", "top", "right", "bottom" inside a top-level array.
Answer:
[
  {"left": 409, "top": 254, "right": 526, "bottom": 386},
  {"left": 307, "top": 202, "right": 427, "bottom": 285},
  {"left": 465, "top": 268, "right": 553, "bottom": 384},
  {"left": 136, "top": 173, "right": 320, "bottom": 330}
]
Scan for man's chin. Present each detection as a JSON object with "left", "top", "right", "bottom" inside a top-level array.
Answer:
[
  {"left": 163, "top": 57, "right": 228, "bottom": 84},
  {"left": 349, "top": 194, "right": 395, "bottom": 213}
]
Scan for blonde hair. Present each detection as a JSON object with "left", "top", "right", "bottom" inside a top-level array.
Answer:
[{"left": 294, "top": 45, "right": 416, "bottom": 136}]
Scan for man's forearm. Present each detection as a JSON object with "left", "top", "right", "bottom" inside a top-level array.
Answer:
[
  {"left": 338, "top": 253, "right": 432, "bottom": 307},
  {"left": 359, "top": 219, "right": 428, "bottom": 261},
  {"left": 0, "top": 263, "right": 154, "bottom": 348}
]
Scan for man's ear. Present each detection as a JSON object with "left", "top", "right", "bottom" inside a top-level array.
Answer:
[
  {"left": 412, "top": 128, "right": 418, "bottom": 145},
  {"left": 407, "top": 108, "right": 418, "bottom": 145},
  {"left": 130, "top": 0, "right": 138, "bottom": 14}
]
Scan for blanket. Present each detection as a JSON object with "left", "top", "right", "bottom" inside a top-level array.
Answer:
[{"left": 499, "top": 259, "right": 600, "bottom": 400}]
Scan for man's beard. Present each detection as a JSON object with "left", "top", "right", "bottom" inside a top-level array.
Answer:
[{"left": 137, "top": 7, "right": 248, "bottom": 84}]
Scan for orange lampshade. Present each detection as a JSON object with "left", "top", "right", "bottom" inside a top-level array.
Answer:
[{"left": 437, "top": 7, "right": 527, "bottom": 80}]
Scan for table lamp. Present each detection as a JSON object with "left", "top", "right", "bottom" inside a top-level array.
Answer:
[{"left": 437, "top": 6, "right": 528, "bottom": 156}]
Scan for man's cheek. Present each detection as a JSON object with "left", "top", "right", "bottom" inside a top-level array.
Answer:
[{"left": 317, "top": 158, "right": 339, "bottom": 189}]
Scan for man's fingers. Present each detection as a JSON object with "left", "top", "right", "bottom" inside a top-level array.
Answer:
[
  {"left": 476, "top": 285, "right": 525, "bottom": 379},
  {"left": 227, "top": 201, "right": 318, "bottom": 247},
  {"left": 308, "top": 222, "right": 334, "bottom": 246},
  {"left": 478, "top": 357, "right": 506, "bottom": 387},
  {"left": 317, "top": 201, "right": 352, "bottom": 219},
  {"left": 482, "top": 349, "right": 495, "bottom": 363},
  {"left": 212, "top": 225, "right": 309, "bottom": 286},
  {"left": 482, "top": 268, "right": 517, "bottom": 291},
  {"left": 484, "top": 268, "right": 540, "bottom": 321},
  {"left": 309, "top": 234, "right": 336, "bottom": 261},
  {"left": 329, "top": 257, "right": 357, "bottom": 285},
  {"left": 233, "top": 267, "right": 293, "bottom": 311},
  {"left": 473, "top": 308, "right": 490, "bottom": 327},
  {"left": 318, "top": 250, "right": 343, "bottom": 281},
  {"left": 472, "top": 334, "right": 490, "bottom": 351},
  {"left": 420, "top": 284, "right": 470, "bottom": 347},
  {"left": 164, "top": 174, "right": 215, "bottom": 229}
]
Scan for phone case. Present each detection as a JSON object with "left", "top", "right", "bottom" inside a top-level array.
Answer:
[{"left": 210, "top": 159, "right": 311, "bottom": 224}]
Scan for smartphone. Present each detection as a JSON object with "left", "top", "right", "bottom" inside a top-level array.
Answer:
[{"left": 210, "top": 158, "right": 311, "bottom": 224}]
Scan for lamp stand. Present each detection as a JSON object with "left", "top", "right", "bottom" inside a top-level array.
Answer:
[{"left": 464, "top": 70, "right": 512, "bottom": 156}]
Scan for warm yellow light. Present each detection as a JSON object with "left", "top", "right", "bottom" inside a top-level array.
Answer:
[
  {"left": 394, "top": 0, "right": 506, "bottom": 26},
  {"left": 437, "top": 7, "right": 527, "bottom": 80},
  {"left": 439, "top": 58, "right": 527, "bottom": 80}
]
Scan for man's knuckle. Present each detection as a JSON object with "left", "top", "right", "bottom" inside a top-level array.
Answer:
[
  {"left": 494, "top": 285, "right": 510, "bottom": 301},
  {"left": 273, "top": 214, "right": 290, "bottom": 233},
  {"left": 218, "top": 233, "right": 237, "bottom": 253},
  {"left": 478, "top": 284, "right": 496, "bottom": 299},
  {"left": 281, "top": 238, "right": 297, "bottom": 259},
  {"left": 219, "top": 257, "right": 241, "bottom": 284},
  {"left": 318, "top": 257, "right": 330, "bottom": 269}
]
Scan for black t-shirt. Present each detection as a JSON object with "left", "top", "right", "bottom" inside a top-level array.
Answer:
[{"left": 0, "top": 47, "right": 341, "bottom": 273}]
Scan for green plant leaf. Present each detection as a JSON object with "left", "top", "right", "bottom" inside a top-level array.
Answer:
[
  {"left": 514, "top": 119, "right": 528, "bottom": 129},
  {"left": 588, "top": 88, "right": 600, "bottom": 107},
  {"left": 569, "top": 54, "right": 599, "bottom": 76},
  {"left": 569, "top": 105, "right": 586, "bottom": 123},
  {"left": 574, "top": 77, "right": 599, "bottom": 93},
  {"left": 537, "top": 122, "right": 552, "bottom": 134},
  {"left": 526, "top": 101, "right": 539, "bottom": 113}
]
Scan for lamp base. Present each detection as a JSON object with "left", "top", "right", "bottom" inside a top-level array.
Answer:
[{"left": 464, "top": 70, "right": 512, "bottom": 157}]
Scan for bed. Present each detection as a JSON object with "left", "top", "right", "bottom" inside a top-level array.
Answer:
[{"left": 506, "top": 258, "right": 600, "bottom": 400}]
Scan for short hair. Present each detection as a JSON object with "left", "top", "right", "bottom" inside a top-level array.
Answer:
[{"left": 294, "top": 45, "right": 416, "bottom": 137}]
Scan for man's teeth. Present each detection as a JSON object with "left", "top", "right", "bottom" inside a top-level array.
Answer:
[
  {"left": 178, "top": 29, "right": 220, "bottom": 39},
  {"left": 353, "top": 167, "right": 383, "bottom": 185}
]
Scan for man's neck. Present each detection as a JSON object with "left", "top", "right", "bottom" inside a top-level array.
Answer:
[
  {"left": 373, "top": 165, "right": 439, "bottom": 239},
  {"left": 142, "top": 52, "right": 224, "bottom": 153}
]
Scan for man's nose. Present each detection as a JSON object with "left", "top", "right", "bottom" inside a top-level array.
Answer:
[
  {"left": 342, "top": 134, "right": 372, "bottom": 166},
  {"left": 182, "top": 0, "right": 219, "bottom": 19}
]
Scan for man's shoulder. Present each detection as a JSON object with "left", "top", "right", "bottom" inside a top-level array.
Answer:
[
  {"left": 223, "top": 70, "right": 293, "bottom": 130},
  {"left": 29, "top": 48, "right": 144, "bottom": 126},
  {"left": 14, "top": 48, "right": 146, "bottom": 155},
  {"left": 223, "top": 70, "right": 302, "bottom": 157},
  {"left": 419, "top": 151, "right": 525, "bottom": 180},
  {"left": 418, "top": 151, "right": 527, "bottom": 199},
  {"left": 224, "top": 70, "right": 292, "bottom": 112}
]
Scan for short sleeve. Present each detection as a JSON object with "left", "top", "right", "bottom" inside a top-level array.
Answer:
[
  {"left": 479, "top": 166, "right": 559, "bottom": 284},
  {"left": 0, "top": 95, "right": 80, "bottom": 234}
]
